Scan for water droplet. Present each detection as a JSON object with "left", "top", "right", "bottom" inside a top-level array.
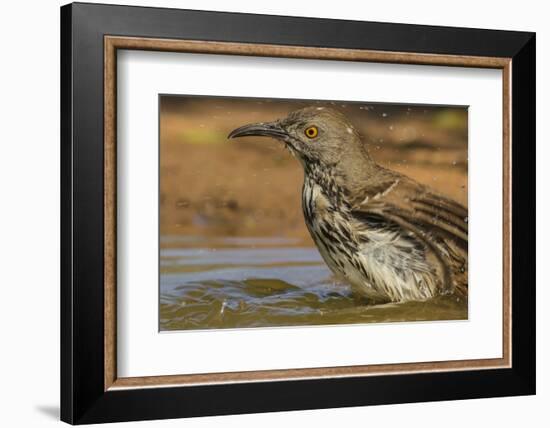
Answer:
[
  {"left": 389, "top": 125, "right": 394, "bottom": 131},
  {"left": 452, "top": 160, "right": 457, "bottom": 166},
  {"left": 382, "top": 112, "right": 388, "bottom": 117},
  {"left": 464, "top": 217, "right": 468, "bottom": 223}
]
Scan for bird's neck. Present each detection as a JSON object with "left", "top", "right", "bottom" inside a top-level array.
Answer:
[
  {"left": 303, "top": 160, "right": 350, "bottom": 207},
  {"left": 302, "top": 148, "right": 380, "bottom": 205}
]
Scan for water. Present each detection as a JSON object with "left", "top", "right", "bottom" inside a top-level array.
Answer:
[{"left": 160, "top": 236, "right": 467, "bottom": 331}]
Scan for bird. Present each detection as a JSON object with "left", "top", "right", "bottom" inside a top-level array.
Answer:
[{"left": 228, "top": 107, "right": 467, "bottom": 303}]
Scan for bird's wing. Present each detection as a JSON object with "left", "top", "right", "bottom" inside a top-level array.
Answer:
[{"left": 350, "top": 174, "right": 468, "bottom": 294}]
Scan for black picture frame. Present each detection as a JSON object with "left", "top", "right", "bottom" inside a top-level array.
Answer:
[{"left": 61, "top": 2, "right": 535, "bottom": 424}]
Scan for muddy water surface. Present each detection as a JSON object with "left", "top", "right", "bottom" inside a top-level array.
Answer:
[{"left": 160, "top": 236, "right": 467, "bottom": 331}]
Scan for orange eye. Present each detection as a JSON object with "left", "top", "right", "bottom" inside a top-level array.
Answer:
[{"left": 304, "top": 126, "right": 318, "bottom": 139}]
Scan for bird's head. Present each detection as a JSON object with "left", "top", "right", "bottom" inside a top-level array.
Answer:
[{"left": 228, "top": 107, "right": 370, "bottom": 170}]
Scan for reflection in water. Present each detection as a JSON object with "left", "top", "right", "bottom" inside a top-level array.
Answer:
[{"left": 160, "top": 236, "right": 467, "bottom": 331}]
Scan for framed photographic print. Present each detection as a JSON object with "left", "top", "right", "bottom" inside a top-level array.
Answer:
[{"left": 60, "top": 2, "right": 536, "bottom": 424}]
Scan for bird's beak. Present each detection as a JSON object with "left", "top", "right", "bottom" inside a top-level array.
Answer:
[{"left": 228, "top": 121, "right": 288, "bottom": 140}]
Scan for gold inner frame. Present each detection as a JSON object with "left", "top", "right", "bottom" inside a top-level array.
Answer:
[{"left": 104, "top": 35, "right": 512, "bottom": 391}]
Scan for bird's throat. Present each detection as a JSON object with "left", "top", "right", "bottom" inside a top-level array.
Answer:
[{"left": 302, "top": 164, "right": 351, "bottom": 213}]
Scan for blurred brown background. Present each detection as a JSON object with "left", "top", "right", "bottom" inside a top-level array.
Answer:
[{"left": 160, "top": 96, "right": 468, "bottom": 245}]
